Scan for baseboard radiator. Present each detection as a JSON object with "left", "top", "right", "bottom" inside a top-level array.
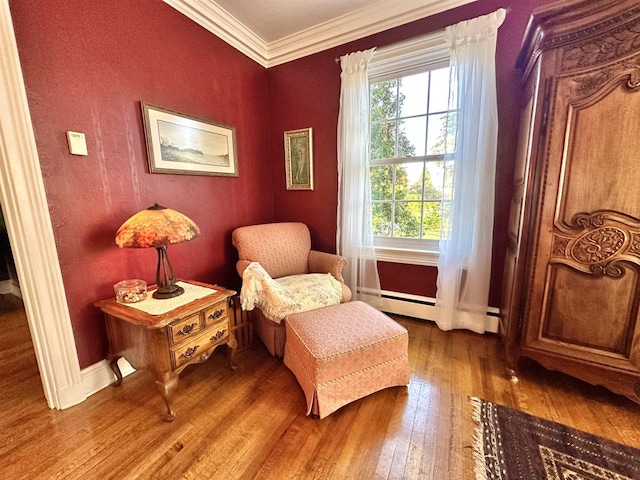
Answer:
[{"left": 359, "top": 289, "right": 499, "bottom": 333}]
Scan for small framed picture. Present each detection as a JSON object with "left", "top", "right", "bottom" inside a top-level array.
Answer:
[
  {"left": 284, "top": 127, "right": 313, "bottom": 190},
  {"left": 141, "top": 102, "right": 238, "bottom": 177}
]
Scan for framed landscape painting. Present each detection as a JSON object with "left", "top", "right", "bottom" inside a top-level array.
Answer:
[
  {"left": 284, "top": 127, "right": 313, "bottom": 190},
  {"left": 141, "top": 102, "right": 238, "bottom": 176}
]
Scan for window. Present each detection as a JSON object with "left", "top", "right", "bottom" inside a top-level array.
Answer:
[{"left": 367, "top": 33, "right": 455, "bottom": 265}]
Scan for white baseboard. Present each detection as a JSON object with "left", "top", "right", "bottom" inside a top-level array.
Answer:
[
  {"left": 81, "top": 357, "right": 135, "bottom": 398},
  {"left": 0, "top": 279, "right": 21, "bottom": 297},
  {"left": 363, "top": 289, "right": 499, "bottom": 334}
]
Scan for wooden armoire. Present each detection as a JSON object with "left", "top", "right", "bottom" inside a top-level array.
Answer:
[{"left": 502, "top": 0, "right": 640, "bottom": 404}]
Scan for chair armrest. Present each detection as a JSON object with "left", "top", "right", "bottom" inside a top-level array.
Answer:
[
  {"left": 236, "top": 260, "right": 252, "bottom": 277},
  {"left": 309, "top": 251, "right": 352, "bottom": 303},
  {"left": 340, "top": 284, "right": 353, "bottom": 303},
  {"left": 308, "top": 250, "right": 347, "bottom": 282}
]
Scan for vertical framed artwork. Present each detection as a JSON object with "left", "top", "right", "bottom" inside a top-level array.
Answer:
[
  {"left": 284, "top": 127, "right": 313, "bottom": 190},
  {"left": 141, "top": 102, "right": 238, "bottom": 177}
]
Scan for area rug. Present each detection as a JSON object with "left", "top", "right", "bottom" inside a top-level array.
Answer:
[{"left": 471, "top": 397, "right": 640, "bottom": 480}]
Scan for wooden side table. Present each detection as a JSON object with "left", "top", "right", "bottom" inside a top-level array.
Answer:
[{"left": 95, "top": 280, "right": 237, "bottom": 421}]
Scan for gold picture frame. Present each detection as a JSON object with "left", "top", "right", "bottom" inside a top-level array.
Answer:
[
  {"left": 141, "top": 102, "right": 238, "bottom": 177},
  {"left": 284, "top": 127, "right": 313, "bottom": 190}
]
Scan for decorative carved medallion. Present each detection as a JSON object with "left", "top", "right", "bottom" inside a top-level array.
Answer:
[
  {"left": 571, "top": 227, "right": 625, "bottom": 264},
  {"left": 551, "top": 212, "right": 640, "bottom": 277}
]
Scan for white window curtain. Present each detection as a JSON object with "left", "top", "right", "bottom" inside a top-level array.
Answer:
[
  {"left": 336, "top": 48, "right": 381, "bottom": 305},
  {"left": 435, "top": 9, "right": 506, "bottom": 333}
]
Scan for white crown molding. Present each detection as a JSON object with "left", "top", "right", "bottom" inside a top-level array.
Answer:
[
  {"left": 164, "top": 0, "right": 477, "bottom": 68},
  {"left": 268, "top": 0, "right": 475, "bottom": 67}
]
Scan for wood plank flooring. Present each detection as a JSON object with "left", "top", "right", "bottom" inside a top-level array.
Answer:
[{"left": 1, "top": 294, "right": 639, "bottom": 479}]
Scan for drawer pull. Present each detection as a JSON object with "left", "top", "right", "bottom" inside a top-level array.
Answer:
[
  {"left": 210, "top": 329, "right": 227, "bottom": 342},
  {"left": 208, "top": 309, "right": 225, "bottom": 320},
  {"left": 176, "top": 323, "right": 197, "bottom": 336},
  {"left": 180, "top": 345, "right": 200, "bottom": 359}
]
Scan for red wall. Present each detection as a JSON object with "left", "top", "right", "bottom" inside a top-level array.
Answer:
[
  {"left": 10, "top": 0, "right": 273, "bottom": 368},
  {"left": 268, "top": 0, "right": 558, "bottom": 304},
  {"left": 10, "top": 0, "right": 560, "bottom": 369}
]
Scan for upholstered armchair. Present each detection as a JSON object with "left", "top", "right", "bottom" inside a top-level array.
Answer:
[{"left": 232, "top": 222, "right": 352, "bottom": 357}]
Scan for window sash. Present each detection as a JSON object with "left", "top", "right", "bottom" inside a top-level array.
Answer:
[{"left": 368, "top": 31, "right": 452, "bottom": 254}]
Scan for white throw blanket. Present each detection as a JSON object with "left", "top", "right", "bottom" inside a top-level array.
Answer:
[{"left": 240, "top": 262, "right": 343, "bottom": 323}]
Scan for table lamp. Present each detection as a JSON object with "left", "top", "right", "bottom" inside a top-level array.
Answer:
[{"left": 115, "top": 203, "right": 200, "bottom": 299}]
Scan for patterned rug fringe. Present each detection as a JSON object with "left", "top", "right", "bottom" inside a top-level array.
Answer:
[{"left": 470, "top": 396, "right": 489, "bottom": 480}]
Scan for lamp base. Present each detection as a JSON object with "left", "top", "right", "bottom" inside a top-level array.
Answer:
[
  {"left": 153, "top": 284, "right": 184, "bottom": 299},
  {"left": 153, "top": 245, "right": 184, "bottom": 299}
]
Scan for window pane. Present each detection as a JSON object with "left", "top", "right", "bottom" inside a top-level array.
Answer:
[
  {"left": 398, "top": 72, "right": 428, "bottom": 117},
  {"left": 422, "top": 201, "right": 443, "bottom": 240},
  {"left": 443, "top": 160, "right": 454, "bottom": 200},
  {"left": 443, "top": 111, "right": 457, "bottom": 154},
  {"left": 370, "top": 165, "right": 393, "bottom": 200},
  {"left": 398, "top": 117, "right": 425, "bottom": 157},
  {"left": 372, "top": 203, "right": 392, "bottom": 237},
  {"left": 427, "top": 113, "right": 450, "bottom": 155},
  {"left": 424, "top": 161, "right": 445, "bottom": 200},
  {"left": 370, "top": 80, "right": 397, "bottom": 121},
  {"left": 440, "top": 201, "right": 451, "bottom": 240},
  {"left": 429, "top": 68, "right": 450, "bottom": 113},
  {"left": 394, "top": 202, "right": 422, "bottom": 238},
  {"left": 395, "top": 163, "right": 424, "bottom": 200},
  {"left": 371, "top": 121, "right": 396, "bottom": 160}
]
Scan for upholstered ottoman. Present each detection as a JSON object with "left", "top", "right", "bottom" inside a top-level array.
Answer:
[{"left": 283, "top": 301, "right": 410, "bottom": 419}]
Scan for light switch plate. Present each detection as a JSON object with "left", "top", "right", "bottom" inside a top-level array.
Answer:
[{"left": 66, "top": 131, "right": 88, "bottom": 156}]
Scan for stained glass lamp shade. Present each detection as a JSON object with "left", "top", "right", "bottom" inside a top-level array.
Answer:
[{"left": 115, "top": 203, "right": 200, "bottom": 299}]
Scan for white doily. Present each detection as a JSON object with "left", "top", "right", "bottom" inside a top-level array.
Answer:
[{"left": 122, "top": 281, "right": 217, "bottom": 315}]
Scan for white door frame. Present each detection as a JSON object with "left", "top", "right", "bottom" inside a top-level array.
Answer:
[{"left": 0, "top": 0, "right": 86, "bottom": 409}]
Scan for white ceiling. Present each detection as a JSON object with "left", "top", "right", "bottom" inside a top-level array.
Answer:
[
  {"left": 164, "top": 0, "right": 476, "bottom": 67},
  {"left": 213, "top": 0, "right": 380, "bottom": 43}
]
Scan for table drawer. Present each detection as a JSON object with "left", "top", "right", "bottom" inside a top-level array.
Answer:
[
  {"left": 172, "top": 330, "right": 215, "bottom": 368},
  {"left": 204, "top": 302, "right": 228, "bottom": 327},
  {"left": 171, "top": 321, "right": 229, "bottom": 368},
  {"left": 169, "top": 313, "right": 201, "bottom": 344},
  {"left": 205, "top": 319, "right": 229, "bottom": 344}
]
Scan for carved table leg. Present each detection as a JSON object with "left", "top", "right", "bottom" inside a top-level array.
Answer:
[
  {"left": 108, "top": 354, "right": 123, "bottom": 386},
  {"left": 154, "top": 374, "right": 179, "bottom": 422}
]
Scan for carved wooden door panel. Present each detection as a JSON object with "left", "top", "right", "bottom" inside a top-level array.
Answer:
[{"left": 523, "top": 54, "right": 640, "bottom": 379}]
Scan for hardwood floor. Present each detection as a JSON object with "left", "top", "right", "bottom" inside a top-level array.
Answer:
[{"left": 2, "top": 295, "right": 639, "bottom": 479}]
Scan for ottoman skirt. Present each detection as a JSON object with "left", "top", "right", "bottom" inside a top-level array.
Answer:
[{"left": 284, "top": 301, "right": 410, "bottom": 419}]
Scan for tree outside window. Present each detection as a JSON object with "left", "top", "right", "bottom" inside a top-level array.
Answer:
[{"left": 369, "top": 67, "right": 456, "bottom": 247}]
